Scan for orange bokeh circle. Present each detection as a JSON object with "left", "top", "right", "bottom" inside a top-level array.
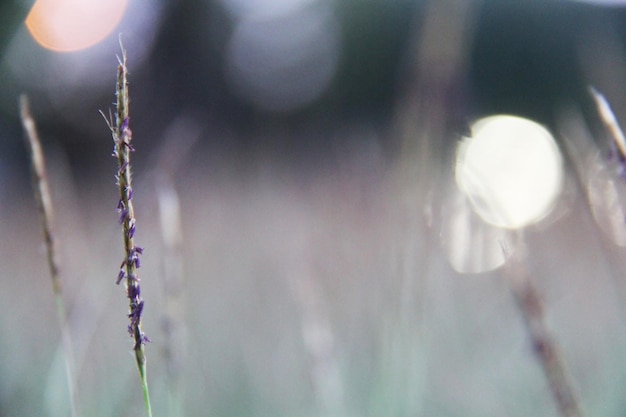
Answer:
[{"left": 25, "top": 0, "right": 128, "bottom": 52}]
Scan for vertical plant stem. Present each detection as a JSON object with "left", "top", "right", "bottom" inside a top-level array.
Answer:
[
  {"left": 502, "top": 242, "right": 585, "bottom": 417},
  {"left": 19, "top": 94, "right": 79, "bottom": 417},
  {"left": 156, "top": 175, "right": 185, "bottom": 417},
  {"left": 102, "top": 43, "right": 153, "bottom": 417},
  {"left": 153, "top": 115, "right": 201, "bottom": 417}
]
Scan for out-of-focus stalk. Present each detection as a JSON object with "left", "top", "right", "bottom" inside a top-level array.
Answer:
[{"left": 20, "top": 94, "right": 79, "bottom": 417}]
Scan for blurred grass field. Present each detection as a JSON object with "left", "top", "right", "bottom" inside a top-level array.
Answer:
[
  {"left": 2, "top": 130, "right": 626, "bottom": 417},
  {"left": 3, "top": 1, "right": 626, "bottom": 416}
]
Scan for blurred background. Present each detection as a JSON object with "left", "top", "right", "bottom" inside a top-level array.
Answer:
[{"left": 3, "top": 0, "right": 626, "bottom": 416}]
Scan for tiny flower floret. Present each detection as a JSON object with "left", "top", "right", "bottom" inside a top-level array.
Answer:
[{"left": 117, "top": 268, "right": 125, "bottom": 285}]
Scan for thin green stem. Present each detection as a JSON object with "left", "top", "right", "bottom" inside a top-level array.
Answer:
[
  {"left": 54, "top": 295, "right": 79, "bottom": 417},
  {"left": 137, "top": 346, "right": 153, "bottom": 417}
]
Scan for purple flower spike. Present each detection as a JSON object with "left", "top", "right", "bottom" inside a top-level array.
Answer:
[
  {"left": 128, "top": 284, "right": 141, "bottom": 299},
  {"left": 133, "top": 333, "right": 150, "bottom": 349},
  {"left": 119, "top": 161, "right": 129, "bottom": 173},
  {"left": 121, "top": 117, "right": 130, "bottom": 133},
  {"left": 109, "top": 45, "right": 150, "bottom": 366},
  {"left": 118, "top": 209, "right": 129, "bottom": 224}
]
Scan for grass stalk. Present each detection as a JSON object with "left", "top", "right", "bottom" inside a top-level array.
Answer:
[
  {"left": 19, "top": 94, "right": 79, "bottom": 417},
  {"left": 153, "top": 115, "right": 201, "bottom": 417},
  {"left": 101, "top": 43, "right": 153, "bottom": 417},
  {"left": 502, "top": 242, "right": 585, "bottom": 417},
  {"left": 156, "top": 175, "right": 185, "bottom": 417}
]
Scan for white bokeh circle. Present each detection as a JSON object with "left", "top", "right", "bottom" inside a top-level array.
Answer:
[{"left": 455, "top": 115, "right": 563, "bottom": 229}]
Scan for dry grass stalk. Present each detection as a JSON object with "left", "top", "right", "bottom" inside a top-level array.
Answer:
[
  {"left": 19, "top": 94, "right": 79, "bottom": 417},
  {"left": 502, "top": 243, "right": 585, "bottom": 417}
]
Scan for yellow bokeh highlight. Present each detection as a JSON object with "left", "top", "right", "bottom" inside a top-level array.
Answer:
[{"left": 25, "top": 0, "right": 128, "bottom": 52}]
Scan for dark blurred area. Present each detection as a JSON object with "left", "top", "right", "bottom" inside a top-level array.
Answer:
[
  {"left": 2, "top": 0, "right": 419, "bottom": 185},
  {"left": 1, "top": 0, "right": 625, "bottom": 187}
]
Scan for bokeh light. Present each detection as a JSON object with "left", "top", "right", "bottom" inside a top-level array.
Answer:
[
  {"left": 219, "top": 0, "right": 318, "bottom": 19},
  {"left": 25, "top": 0, "right": 128, "bottom": 52},
  {"left": 455, "top": 115, "right": 564, "bottom": 229},
  {"left": 2, "top": 0, "right": 164, "bottom": 134},
  {"left": 441, "top": 189, "right": 510, "bottom": 274},
  {"left": 223, "top": 0, "right": 340, "bottom": 113}
]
